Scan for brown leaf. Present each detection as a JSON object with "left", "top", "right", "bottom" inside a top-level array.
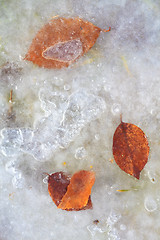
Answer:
[
  {"left": 25, "top": 17, "right": 110, "bottom": 69},
  {"left": 112, "top": 121, "right": 149, "bottom": 179},
  {"left": 48, "top": 170, "right": 95, "bottom": 211},
  {"left": 48, "top": 172, "right": 70, "bottom": 207}
]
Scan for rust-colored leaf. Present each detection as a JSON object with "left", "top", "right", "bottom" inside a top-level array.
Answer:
[
  {"left": 25, "top": 17, "right": 110, "bottom": 69},
  {"left": 112, "top": 121, "right": 149, "bottom": 179},
  {"left": 48, "top": 172, "right": 70, "bottom": 207},
  {"left": 48, "top": 170, "right": 95, "bottom": 211}
]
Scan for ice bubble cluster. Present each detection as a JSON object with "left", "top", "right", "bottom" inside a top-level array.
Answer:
[
  {"left": 0, "top": 89, "right": 106, "bottom": 161},
  {"left": 75, "top": 147, "right": 87, "bottom": 160}
]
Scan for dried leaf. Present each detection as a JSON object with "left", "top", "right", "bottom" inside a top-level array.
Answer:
[
  {"left": 25, "top": 17, "right": 110, "bottom": 68},
  {"left": 48, "top": 170, "right": 95, "bottom": 211},
  {"left": 48, "top": 172, "right": 70, "bottom": 207},
  {"left": 113, "top": 121, "right": 149, "bottom": 179}
]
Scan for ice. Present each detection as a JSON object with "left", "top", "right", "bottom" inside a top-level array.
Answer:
[
  {"left": 12, "top": 172, "right": 25, "bottom": 189},
  {"left": 42, "top": 39, "right": 83, "bottom": 62},
  {"left": 39, "top": 88, "right": 67, "bottom": 117},
  {"left": 64, "top": 84, "right": 71, "bottom": 91},
  {"left": 107, "top": 211, "right": 121, "bottom": 225},
  {"left": 111, "top": 103, "right": 121, "bottom": 116},
  {"left": 58, "top": 90, "right": 106, "bottom": 147},
  {"left": 94, "top": 134, "right": 100, "bottom": 141},
  {"left": 62, "top": 90, "right": 106, "bottom": 126},
  {"left": 0, "top": 128, "right": 23, "bottom": 156},
  {"left": 1, "top": 0, "right": 160, "bottom": 239},
  {"left": 43, "top": 175, "right": 49, "bottom": 184},
  {"left": 20, "top": 128, "right": 34, "bottom": 146},
  {"left": 147, "top": 170, "right": 157, "bottom": 184},
  {"left": 75, "top": 147, "right": 87, "bottom": 159},
  {"left": 144, "top": 196, "right": 157, "bottom": 212},
  {"left": 23, "top": 89, "right": 106, "bottom": 160},
  {"left": 120, "top": 224, "right": 126, "bottom": 231},
  {"left": 5, "top": 159, "right": 19, "bottom": 175},
  {"left": 87, "top": 223, "right": 106, "bottom": 237},
  {"left": 0, "top": 128, "right": 34, "bottom": 157}
]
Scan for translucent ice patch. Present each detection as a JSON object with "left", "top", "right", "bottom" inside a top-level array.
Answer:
[
  {"left": 12, "top": 172, "right": 25, "bottom": 189},
  {"left": 111, "top": 103, "right": 121, "bottom": 116},
  {"left": 107, "top": 211, "right": 121, "bottom": 228},
  {"left": 5, "top": 159, "right": 19, "bottom": 175},
  {"left": 61, "top": 89, "right": 106, "bottom": 126},
  {"left": 20, "top": 128, "right": 34, "bottom": 146},
  {"left": 0, "top": 128, "right": 34, "bottom": 157},
  {"left": 87, "top": 223, "right": 106, "bottom": 237},
  {"left": 12, "top": 90, "right": 106, "bottom": 161},
  {"left": 75, "top": 147, "right": 87, "bottom": 159},
  {"left": 42, "top": 39, "right": 83, "bottom": 62},
  {"left": 0, "top": 128, "right": 23, "bottom": 156},
  {"left": 39, "top": 89, "right": 67, "bottom": 117},
  {"left": 144, "top": 196, "right": 157, "bottom": 212},
  {"left": 21, "top": 141, "right": 55, "bottom": 161},
  {"left": 58, "top": 90, "right": 106, "bottom": 147}
]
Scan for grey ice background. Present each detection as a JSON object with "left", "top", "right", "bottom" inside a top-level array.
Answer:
[{"left": 0, "top": 0, "right": 160, "bottom": 239}]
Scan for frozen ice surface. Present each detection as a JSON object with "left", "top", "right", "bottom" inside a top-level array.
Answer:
[
  {"left": 0, "top": 128, "right": 23, "bottom": 156},
  {"left": 144, "top": 196, "right": 157, "bottom": 212},
  {"left": 12, "top": 172, "right": 25, "bottom": 189},
  {"left": 0, "top": 128, "right": 34, "bottom": 157},
  {"left": 1, "top": 0, "right": 160, "bottom": 239},
  {"left": 21, "top": 89, "right": 105, "bottom": 160},
  {"left": 75, "top": 146, "right": 87, "bottom": 159}
]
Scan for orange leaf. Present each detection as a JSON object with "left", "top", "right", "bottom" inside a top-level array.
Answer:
[
  {"left": 48, "top": 170, "right": 95, "bottom": 211},
  {"left": 25, "top": 17, "right": 110, "bottom": 68},
  {"left": 58, "top": 170, "right": 95, "bottom": 210},
  {"left": 112, "top": 121, "right": 149, "bottom": 179}
]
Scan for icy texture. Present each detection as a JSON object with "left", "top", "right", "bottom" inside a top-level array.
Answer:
[
  {"left": 0, "top": 89, "right": 105, "bottom": 161},
  {"left": 0, "top": 0, "right": 160, "bottom": 240},
  {"left": 144, "top": 196, "right": 157, "bottom": 212},
  {"left": 75, "top": 147, "right": 87, "bottom": 159},
  {"left": 42, "top": 39, "right": 83, "bottom": 62},
  {"left": 0, "top": 128, "right": 34, "bottom": 156}
]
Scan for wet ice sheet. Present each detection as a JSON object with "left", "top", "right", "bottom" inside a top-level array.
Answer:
[{"left": 0, "top": 0, "right": 160, "bottom": 240}]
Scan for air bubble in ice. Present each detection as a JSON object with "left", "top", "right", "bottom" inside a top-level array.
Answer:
[
  {"left": 75, "top": 147, "right": 87, "bottom": 159},
  {"left": 64, "top": 84, "right": 71, "bottom": 91},
  {"left": 104, "top": 84, "right": 111, "bottom": 92},
  {"left": 144, "top": 196, "right": 157, "bottom": 212},
  {"left": 43, "top": 175, "right": 49, "bottom": 184},
  {"left": 120, "top": 224, "right": 126, "bottom": 231},
  {"left": 95, "top": 134, "right": 100, "bottom": 141},
  {"left": 147, "top": 170, "right": 157, "bottom": 184},
  {"left": 111, "top": 103, "right": 121, "bottom": 115}
]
